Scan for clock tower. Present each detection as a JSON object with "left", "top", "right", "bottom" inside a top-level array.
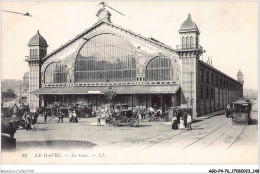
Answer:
[{"left": 96, "top": 7, "right": 111, "bottom": 23}]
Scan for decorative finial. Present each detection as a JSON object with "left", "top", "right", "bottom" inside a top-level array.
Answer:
[
  {"left": 37, "top": 30, "right": 39, "bottom": 34},
  {"left": 188, "top": 13, "right": 191, "bottom": 19}
]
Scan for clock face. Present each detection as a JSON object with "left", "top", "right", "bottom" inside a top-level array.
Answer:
[{"left": 99, "top": 10, "right": 107, "bottom": 19}]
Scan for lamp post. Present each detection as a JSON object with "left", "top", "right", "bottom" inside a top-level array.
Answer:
[
  {"left": 190, "top": 98, "right": 194, "bottom": 116},
  {"left": 186, "top": 97, "right": 189, "bottom": 109}
]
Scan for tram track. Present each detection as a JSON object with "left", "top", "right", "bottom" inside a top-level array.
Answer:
[
  {"left": 120, "top": 115, "right": 228, "bottom": 149},
  {"left": 226, "top": 125, "right": 247, "bottom": 150},
  {"left": 181, "top": 119, "right": 232, "bottom": 150},
  {"left": 143, "top": 117, "right": 230, "bottom": 149},
  {"left": 203, "top": 124, "right": 234, "bottom": 149}
]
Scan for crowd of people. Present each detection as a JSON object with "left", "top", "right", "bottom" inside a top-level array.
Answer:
[
  {"left": 7, "top": 103, "right": 192, "bottom": 131},
  {"left": 171, "top": 109, "right": 192, "bottom": 131}
]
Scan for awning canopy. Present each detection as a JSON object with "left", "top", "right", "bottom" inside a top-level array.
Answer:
[{"left": 31, "top": 85, "right": 180, "bottom": 95}]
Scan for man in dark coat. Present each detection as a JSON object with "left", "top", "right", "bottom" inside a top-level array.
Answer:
[
  {"left": 43, "top": 111, "right": 48, "bottom": 122},
  {"left": 57, "top": 110, "right": 64, "bottom": 123},
  {"left": 183, "top": 112, "right": 188, "bottom": 128}
]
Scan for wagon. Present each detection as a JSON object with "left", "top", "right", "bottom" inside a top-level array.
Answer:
[
  {"left": 111, "top": 109, "right": 139, "bottom": 127},
  {"left": 232, "top": 99, "right": 251, "bottom": 125}
]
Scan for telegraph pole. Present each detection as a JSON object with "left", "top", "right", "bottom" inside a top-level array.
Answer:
[{"left": 19, "top": 80, "right": 22, "bottom": 106}]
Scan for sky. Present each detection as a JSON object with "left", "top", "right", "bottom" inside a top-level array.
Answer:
[{"left": 1, "top": 1, "right": 258, "bottom": 89}]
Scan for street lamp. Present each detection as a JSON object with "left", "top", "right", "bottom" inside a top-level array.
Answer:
[
  {"left": 186, "top": 97, "right": 189, "bottom": 109},
  {"left": 190, "top": 98, "right": 194, "bottom": 116}
]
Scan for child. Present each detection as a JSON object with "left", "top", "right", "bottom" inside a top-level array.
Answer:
[{"left": 179, "top": 117, "right": 185, "bottom": 130}]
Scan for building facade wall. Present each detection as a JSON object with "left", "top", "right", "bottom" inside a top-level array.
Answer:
[{"left": 196, "top": 60, "right": 243, "bottom": 116}]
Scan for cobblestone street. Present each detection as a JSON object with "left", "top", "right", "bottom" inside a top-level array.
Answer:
[{"left": 2, "top": 102, "right": 258, "bottom": 164}]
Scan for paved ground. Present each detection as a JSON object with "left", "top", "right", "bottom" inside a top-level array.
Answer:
[{"left": 2, "top": 102, "right": 258, "bottom": 164}]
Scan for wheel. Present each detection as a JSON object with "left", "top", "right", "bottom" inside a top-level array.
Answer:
[
  {"left": 127, "top": 118, "right": 136, "bottom": 127},
  {"left": 112, "top": 118, "right": 119, "bottom": 126},
  {"left": 115, "top": 120, "right": 120, "bottom": 126},
  {"left": 135, "top": 119, "right": 139, "bottom": 127},
  {"left": 127, "top": 118, "right": 132, "bottom": 127}
]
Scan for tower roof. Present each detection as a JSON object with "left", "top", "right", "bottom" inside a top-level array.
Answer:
[
  {"left": 237, "top": 69, "right": 243, "bottom": 76},
  {"left": 28, "top": 30, "right": 48, "bottom": 47},
  {"left": 180, "top": 13, "right": 199, "bottom": 33}
]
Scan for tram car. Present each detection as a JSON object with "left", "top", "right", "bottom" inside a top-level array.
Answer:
[{"left": 231, "top": 99, "right": 252, "bottom": 125}]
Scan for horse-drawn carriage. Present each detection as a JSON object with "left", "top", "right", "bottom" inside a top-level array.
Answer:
[
  {"left": 147, "top": 107, "right": 168, "bottom": 121},
  {"left": 110, "top": 109, "right": 139, "bottom": 127},
  {"left": 74, "top": 102, "right": 93, "bottom": 118}
]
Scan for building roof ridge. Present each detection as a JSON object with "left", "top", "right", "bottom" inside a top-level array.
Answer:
[{"left": 43, "top": 20, "right": 176, "bottom": 60}]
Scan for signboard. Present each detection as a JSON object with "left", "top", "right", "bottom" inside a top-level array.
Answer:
[{"left": 87, "top": 91, "right": 101, "bottom": 94}]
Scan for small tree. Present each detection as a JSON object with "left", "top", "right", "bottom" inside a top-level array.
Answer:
[{"left": 1, "top": 88, "right": 17, "bottom": 102}]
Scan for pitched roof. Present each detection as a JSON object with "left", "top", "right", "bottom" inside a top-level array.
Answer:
[{"left": 43, "top": 20, "right": 176, "bottom": 61}]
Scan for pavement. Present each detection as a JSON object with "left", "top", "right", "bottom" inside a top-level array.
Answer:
[{"left": 1, "top": 102, "right": 258, "bottom": 164}]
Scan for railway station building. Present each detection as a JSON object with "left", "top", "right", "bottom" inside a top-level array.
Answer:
[{"left": 26, "top": 7, "right": 244, "bottom": 118}]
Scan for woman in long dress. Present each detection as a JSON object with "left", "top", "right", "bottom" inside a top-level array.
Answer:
[
  {"left": 179, "top": 117, "right": 185, "bottom": 130},
  {"left": 172, "top": 115, "right": 178, "bottom": 130}
]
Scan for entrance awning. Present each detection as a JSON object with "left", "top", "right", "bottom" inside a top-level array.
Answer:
[{"left": 31, "top": 85, "right": 180, "bottom": 95}]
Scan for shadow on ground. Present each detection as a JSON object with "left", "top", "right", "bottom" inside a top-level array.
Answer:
[
  {"left": 17, "top": 140, "right": 96, "bottom": 149},
  {"left": 136, "top": 125, "right": 152, "bottom": 127}
]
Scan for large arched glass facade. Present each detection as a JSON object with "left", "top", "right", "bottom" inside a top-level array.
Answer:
[
  {"left": 145, "top": 57, "right": 173, "bottom": 81},
  {"left": 75, "top": 34, "right": 136, "bottom": 83},
  {"left": 45, "top": 63, "right": 68, "bottom": 84}
]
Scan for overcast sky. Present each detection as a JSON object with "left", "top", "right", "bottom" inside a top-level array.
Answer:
[{"left": 1, "top": 1, "right": 258, "bottom": 89}]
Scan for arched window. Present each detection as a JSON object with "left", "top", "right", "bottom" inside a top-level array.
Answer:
[
  {"left": 145, "top": 57, "right": 173, "bottom": 81},
  {"left": 182, "top": 37, "right": 186, "bottom": 49},
  {"left": 75, "top": 34, "right": 136, "bottom": 83},
  {"left": 30, "top": 49, "right": 33, "bottom": 58},
  {"left": 190, "top": 36, "right": 194, "bottom": 48},
  {"left": 186, "top": 36, "right": 190, "bottom": 49},
  {"left": 32, "top": 49, "right": 36, "bottom": 59},
  {"left": 35, "top": 49, "right": 38, "bottom": 57},
  {"left": 45, "top": 63, "right": 68, "bottom": 84}
]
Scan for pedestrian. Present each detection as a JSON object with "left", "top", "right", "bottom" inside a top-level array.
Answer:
[
  {"left": 179, "top": 117, "right": 185, "bottom": 130},
  {"left": 171, "top": 115, "right": 178, "bottom": 130},
  {"left": 69, "top": 110, "right": 73, "bottom": 122},
  {"left": 183, "top": 112, "right": 188, "bottom": 128},
  {"left": 31, "top": 113, "right": 37, "bottom": 131},
  {"left": 57, "top": 111, "right": 64, "bottom": 123},
  {"left": 226, "top": 104, "right": 231, "bottom": 118},
  {"left": 174, "top": 109, "right": 180, "bottom": 124},
  {"left": 73, "top": 110, "right": 78, "bottom": 123},
  {"left": 25, "top": 113, "right": 32, "bottom": 131},
  {"left": 43, "top": 111, "right": 48, "bottom": 122},
  {"left": 97, "top": 109, "right": 102, "bottom": 126},
  {"left": 187, "top": 113, "right": 192, "bottom": 130}
]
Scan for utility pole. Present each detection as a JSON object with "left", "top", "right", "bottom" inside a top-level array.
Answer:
[{"left": 19, "top": 80, "right": 22, "bottom": 106}]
